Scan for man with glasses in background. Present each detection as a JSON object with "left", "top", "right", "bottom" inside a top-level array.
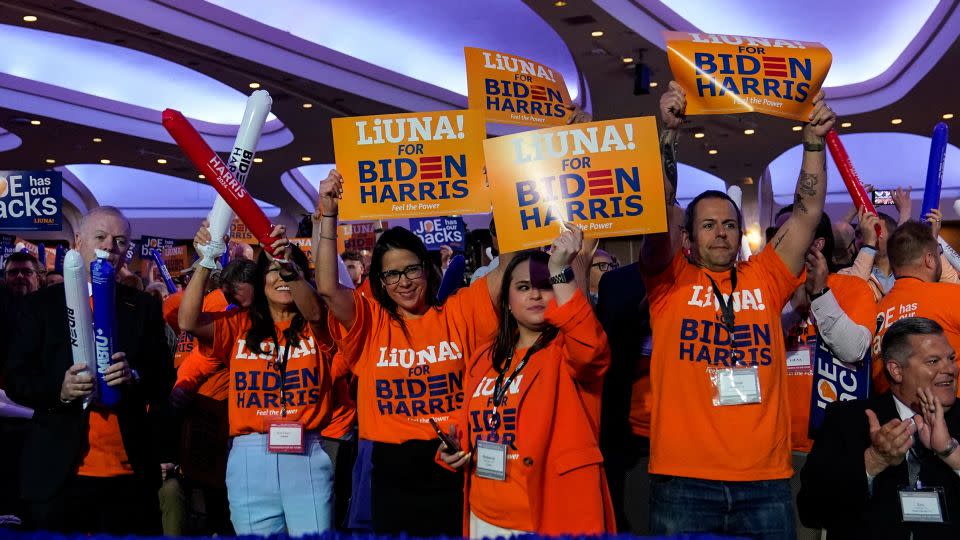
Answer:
[
  {"left": 588, "top": 249, "right": 619, "bottom": 305},
  {"left": 4, "top": 252, "right": 43, "bottom": 297}
]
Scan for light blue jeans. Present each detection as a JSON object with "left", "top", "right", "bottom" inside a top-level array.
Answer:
[{"left": 226, "top": 432, "right": 334, "bottom": 536}]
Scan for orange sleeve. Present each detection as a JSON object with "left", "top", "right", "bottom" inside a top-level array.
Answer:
[
  {"left": 163, "top": 291, "right": 184, "bottom": 333},
  {"left": 754, "top": 247, "right": 804, "bottom": 310},
  {"left": 829, "top": 274, "right": 878, "bottom": 334},
  {"left": 544, "top": 289, "right": 611, "bottom": 383},
  {"left": 444, "top": 276, "right": 499, "bottom": 368},
  {"left": 174, "top": 347, "right": 223, "bottom": 393},
  {"left": 327, "top": 290, "right": 375, "bottom": 374},
  {"left": 642, "top": 250, "right": 688, "bottom": 315},
  {"left": 206, "top": 310, "right": 245, "bottom": 360}
]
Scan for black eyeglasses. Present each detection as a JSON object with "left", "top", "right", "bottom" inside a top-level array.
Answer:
[
  {"left": 5, "top": 268, "right": 36, "bottom": 277},
  {"left": 380, "top": 263, "right": 425, "bottom": 285},
  {"left": 591, "top": 262, "right": 619, "bottom": 272}
]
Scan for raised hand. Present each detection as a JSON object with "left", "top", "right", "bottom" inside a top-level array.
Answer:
[
  {"left": 659, "top": 81, "right": 686, "bottom": 130},
  {"left": 802, "top": 90, "right": 835, "bottom": 140},
  {"left": 316, "top": 170, "right": 344, "bottom": 217}
]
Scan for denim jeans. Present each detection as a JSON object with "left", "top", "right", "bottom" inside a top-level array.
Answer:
[{"left": 650, "top": 474, "right": 796, "bottom": 539}]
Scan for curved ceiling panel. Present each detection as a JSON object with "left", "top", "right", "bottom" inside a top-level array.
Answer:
[
  {"left": 766, "top": 132, "right": 960, "bottom": 208},
  {"left": 594, "top": 0, "right": 960, "bottom": 115},
  {"left": 63, "top": 164, "right": 280, "bottom": 219},
  {"left": 0, "top": 127, "right": 22, "bottom": 152},
  {"left": 79, "top": 0, "right": 587, "bottom": 129},
  {"left": 0, "top": 23, "right": 291, "bottom": 151},
  {"left": 677, "top": 163, "right": 727, "bottom": 203}
]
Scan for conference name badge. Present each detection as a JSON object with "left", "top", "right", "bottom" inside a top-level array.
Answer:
[
  {"left": 709, "top": 366, "right": 761, "bottom": 406},
  {"left": 332, "top": 110, "right": 489, "bottom": 220},
  {"left": 484, "top": 117, "right": 667, "bottom": 252},
  {"left": 267, "top": 421, "right": 304, "bottom": 454},
  {"left": 665, "top": 31, "right": 832, "bottom": 121},
  {"left": 476, "top": 439, "right": 508, "bottom": 481},
  {"left": 465, "top": 46, "right": 572, "bottom": 127},
  {"left": 899, "top": 486, "right": 946, "bottom": 523}
]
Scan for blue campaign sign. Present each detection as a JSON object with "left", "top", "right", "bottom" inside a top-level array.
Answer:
[
  {"left": 0, "top": 170, "right": 62, "bottom": 231},
  {"left": 409, "top": 216, "right": 466, "bottom": 251},
  {"left": 807, "top": 328, "right": 871, "bottom": 437},
  {"left": 140, "top": 236, "right": 176, "bottom": 257}
]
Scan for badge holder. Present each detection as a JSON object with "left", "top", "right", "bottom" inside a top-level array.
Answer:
[
  {"left": 786, "top": 344, "right": 813, "bottom": 375},
  {"left": 899, "top": 483, "right": 948, "bottom": 524},
  {"left": 475, "top": 411, "right": 508, "bottom": 481},
  {"left": 267, "top": 421, "right": 305, "bottom": 454},
  {"left": 709, "top": 366, "right": 762, "bottom": 406}
]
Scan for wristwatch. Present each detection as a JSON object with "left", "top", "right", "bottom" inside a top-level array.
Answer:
[
  {"left": 937, "top": 437, "right": 959, "bottom": 459},
  {"left": 549, "top": 266, "right": 575, "bottom": 285},
  {"left": 279, "top": 265, "right": 301, "bottom": 282},
  {"left": 809, "top": 287, "right": 830, "bottom": 301},
  {"left": 803, "top": 141, "right": 825, "bottom": 152}
]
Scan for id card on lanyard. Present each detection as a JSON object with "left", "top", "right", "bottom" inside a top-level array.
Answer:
[
  {"left": 704, "top": 267, "right": 761, "bottom": 406},
  {"left": 266, "top": 330, "right": 304, "bottom": 454},
  {"left": 475, "top": 345, "right": 534, "bottom": 481}
]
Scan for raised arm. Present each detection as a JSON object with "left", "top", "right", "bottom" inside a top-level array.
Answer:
[
  {"left": 769, "top": 91, "right": 836, "bottom": 275},
  {"left": 178, "top": 224, "right": 220, "bottom": 342},
  {"left": 313, "top": 170, "right": 358, "bottom": 329},
  {"left": 638, "top": 81, "right": 684, "bottom": 276},
  {"left": 265, "top": 227, "right": 325, "bottom": 325}
]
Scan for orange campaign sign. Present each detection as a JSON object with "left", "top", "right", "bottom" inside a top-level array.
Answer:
[
  {"left": 665, "top": 32, "right": 832, "bottom": 121},
  {"left": 230, "top": 216, "right": 257, "bottom": 244},
  {"left": 485, "top": 117, "right": 668, "bottom": 252},
  {"left": 465, "top": 46, "right": 572, "bottom": 127},
  {"left": 337, "top": 221, "right": 387, "bottom": 253},
  {"left": 332, "top": 110, "right": 489, "bottom": 220}
]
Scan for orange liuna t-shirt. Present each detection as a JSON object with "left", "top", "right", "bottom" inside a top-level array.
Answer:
[
  {"left": 644, "top": 248, "right": 803, "bottom": 481},
  {"left": 194, "top": 310, "right": 336, "bottom": 437},
  {"left": 874, "top": 277, "right": 960, "bottom": 396},
  {"left": 330, "top": 277, "right": 497, "bottom": 443},
  {"left": 77, "top": 409, "right": 134, "bottom": 477},
  {"left": 174, "top": 290, "right": 231, "bottom": 400},
  {"left": 784, "top": 273, "right": 876, "bottom": 452}
]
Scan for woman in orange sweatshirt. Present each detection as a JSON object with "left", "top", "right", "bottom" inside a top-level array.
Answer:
[{"left": 440, "top": 223, "right": 615, "bottom": 538}]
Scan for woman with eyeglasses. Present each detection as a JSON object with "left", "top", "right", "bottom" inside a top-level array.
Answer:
[
  {"left": 313, "top": 170, "right": 510, "bottom": 537},
  {"left": 438, "top": 223, "right": 614, "bottom": 537},
  {"left": 178, "top": 224, "right": 337, "bottom": 536}
]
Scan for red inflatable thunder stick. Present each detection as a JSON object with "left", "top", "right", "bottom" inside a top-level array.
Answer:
[
  {"left": 825, "top": 129, "right": 882, "bottom": 238},
  {"left": 161, "top": 109, "right": 279, "bottom": 255}
]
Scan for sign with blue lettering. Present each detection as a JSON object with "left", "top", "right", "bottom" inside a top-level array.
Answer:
[
  {"left": 0, "top": 170, "right": 62, "bottom": 231},
  {"left": 140, "top": 236, "right": 176, "bottom": 257},
  {"left": 410, "top": 216, "right": 465, "bottom": 251},
  {"left": 808, "top": 329, "right": 871, "bottom": 436}
]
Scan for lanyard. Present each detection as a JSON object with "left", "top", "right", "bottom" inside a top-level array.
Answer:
[
  {"left": 705, "top": 266, "right": 738, "bottom": 334},
  {"left": 489, "top": 345, "right": 537, "bottom": 431},
  {"left": 271, "top": 330, "right": 294, "bottom": 417}
]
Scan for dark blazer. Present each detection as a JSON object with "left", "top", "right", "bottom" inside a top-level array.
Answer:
[
  {"left": 4, "top": 282, "right": 175, "bottom": 501},
  {"left": 798, "top": 392, "right": 960, "bottom": 539}
]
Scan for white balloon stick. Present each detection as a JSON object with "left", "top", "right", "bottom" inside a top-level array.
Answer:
[
  {"left": 207, "top": 90, "right": 273, "bottom": 252},
  {"left": 727, "top": 185, "right": 752, "bottom": 260},
  {"left": 63, "top": 250, "right": 96, "bottom": 407},
  {"left": 939, "top": 236, "right": 960, "bottom": 272}
]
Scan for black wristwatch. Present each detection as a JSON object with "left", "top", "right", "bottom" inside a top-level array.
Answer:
[
  {"left": 279, "top": 267, "right": 301, "bottom": 282},
  {"left": 809, "top": 287, "right": 830, "bottom": 301},
  {"left": 549, "top": 266, "right": 575, "bottom": 285}
]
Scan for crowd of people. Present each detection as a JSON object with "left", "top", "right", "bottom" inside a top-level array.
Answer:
[{"left": 1, "top": 81, "right": 959, "bottom": 540}]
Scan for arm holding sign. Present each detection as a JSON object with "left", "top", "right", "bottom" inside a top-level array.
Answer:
[
  {"left": 314, "top": 170, "right": 358, "bottom": 328},
  {"left": 769, "top": 91, "right": 835, "bottom": 275},
  {"left": 178, "top": 223, "right": 224, "bottom": 341}
]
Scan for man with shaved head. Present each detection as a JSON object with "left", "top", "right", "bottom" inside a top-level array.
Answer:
[{"left": 6, "top": 205, "right": 174, "bottom": 535}]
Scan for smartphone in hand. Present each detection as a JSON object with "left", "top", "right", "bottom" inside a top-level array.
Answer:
[
  {"left": 871, "top": 189, "right": 895, "bottom": 206},
  {"left": 429, "top": 418, "right": 461, "bottom": 453}
]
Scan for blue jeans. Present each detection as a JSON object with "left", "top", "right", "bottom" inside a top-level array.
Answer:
[
  {"left": 226, "top": 432, "right": 334, "bottom": 536},
  {"left": 650, "top": 475, "right": 796, "bottom": 539}
]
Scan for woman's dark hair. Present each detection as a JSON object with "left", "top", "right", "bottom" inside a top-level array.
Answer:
[
  {"left": 489, "top": 250, "right": 559, "bottom": 373},
  {"left": 245, "top": 244, "right": 311, "bottom": 355},
  {"left": 370, "top": 227, "right": 442, "bottom": 328}
]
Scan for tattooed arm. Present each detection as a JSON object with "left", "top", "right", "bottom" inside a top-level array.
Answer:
[{"left": 770, "top": 91, "right": 836, "bottom": 275}]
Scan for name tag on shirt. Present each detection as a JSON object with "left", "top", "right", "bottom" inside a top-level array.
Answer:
[
  {"left": 899, "top": 487, "right": 946, "bottom": 523},
  {"left": 267, "top": 422, "right": 304, "bottom": 454},
  {"left": 786, "top": 346, "right": 812, "bottom": 374},
  {"left": 710, "top": 367, "right": 761, "bottom": 406},
  {"left": 475, "top": 439, "right": 508, "bottom": 481}
]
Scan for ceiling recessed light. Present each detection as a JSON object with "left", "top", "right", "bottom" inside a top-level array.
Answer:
[
  {"left": 891, "top": 118, "right": 903, "bottom": 125},
  {"left": 841, "top": 122, "right": 852, "bottom": 128},
  {"left": 100, "top": 159, "right": 111, "bottom": 164},
  {"left": 92, "top": 137, "right": 102, "bottom": 143},
  {"left": 591, "top": 31, "right": 604, "bottom": 37},
  {"left": 649, "top": 81, "right": 658, "bottom": 88},
  {"left": 156, "top": 158, "right": 167, "bottom": 164},
  {"left": 708, "top": 149, "right": 718, "bottom": 155},
  {"left": 301, "top": 156, "right": 312, "bottom": 162},
  {"left": 744, "top": 129, "right": 755, "bottom": 135},
  {"left": 253, "top": 157, "right": 263, "bottom": 163},
  {"left": 29, "top": 120, "right": 41, "bottom": 125},
  {"left": 249, "top": 82, "right": 261, "bottom": 89},
  {"left": 693, "top": 132, "right": 705, "bottom": 139},
  {"left": 302, "top": 103, "right": 313, "bottom": 109},
  {"left": 622, "top": 57, "right": 634, "bottom": 64},
  {"left": 45, "top": 159, "right": 55, "bottom": 164},
  {"left": 554, "top": 0, "right": 567, "bottom": 6},
  {"left": 198, "top": 174, "right": 206, "bottom": 179},
  {"left": 22, "top": 15, "right": 38, "bottom": 23},
  {"left": 944, "top": 113, "right": 954, "bottom": 120},
  {"left": 792, "top": 125, "right": 803, "bottom": 132}
]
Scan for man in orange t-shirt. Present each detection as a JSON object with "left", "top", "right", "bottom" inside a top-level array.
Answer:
[
  {"left": 640, "top": 82, "right": 835, "bottom": 539},
  {"left": 6, "top": 206, "right": 174, "bottom": 535},
  {"left": 875, "top": 222, "right": 960, "bottom": 395}
]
